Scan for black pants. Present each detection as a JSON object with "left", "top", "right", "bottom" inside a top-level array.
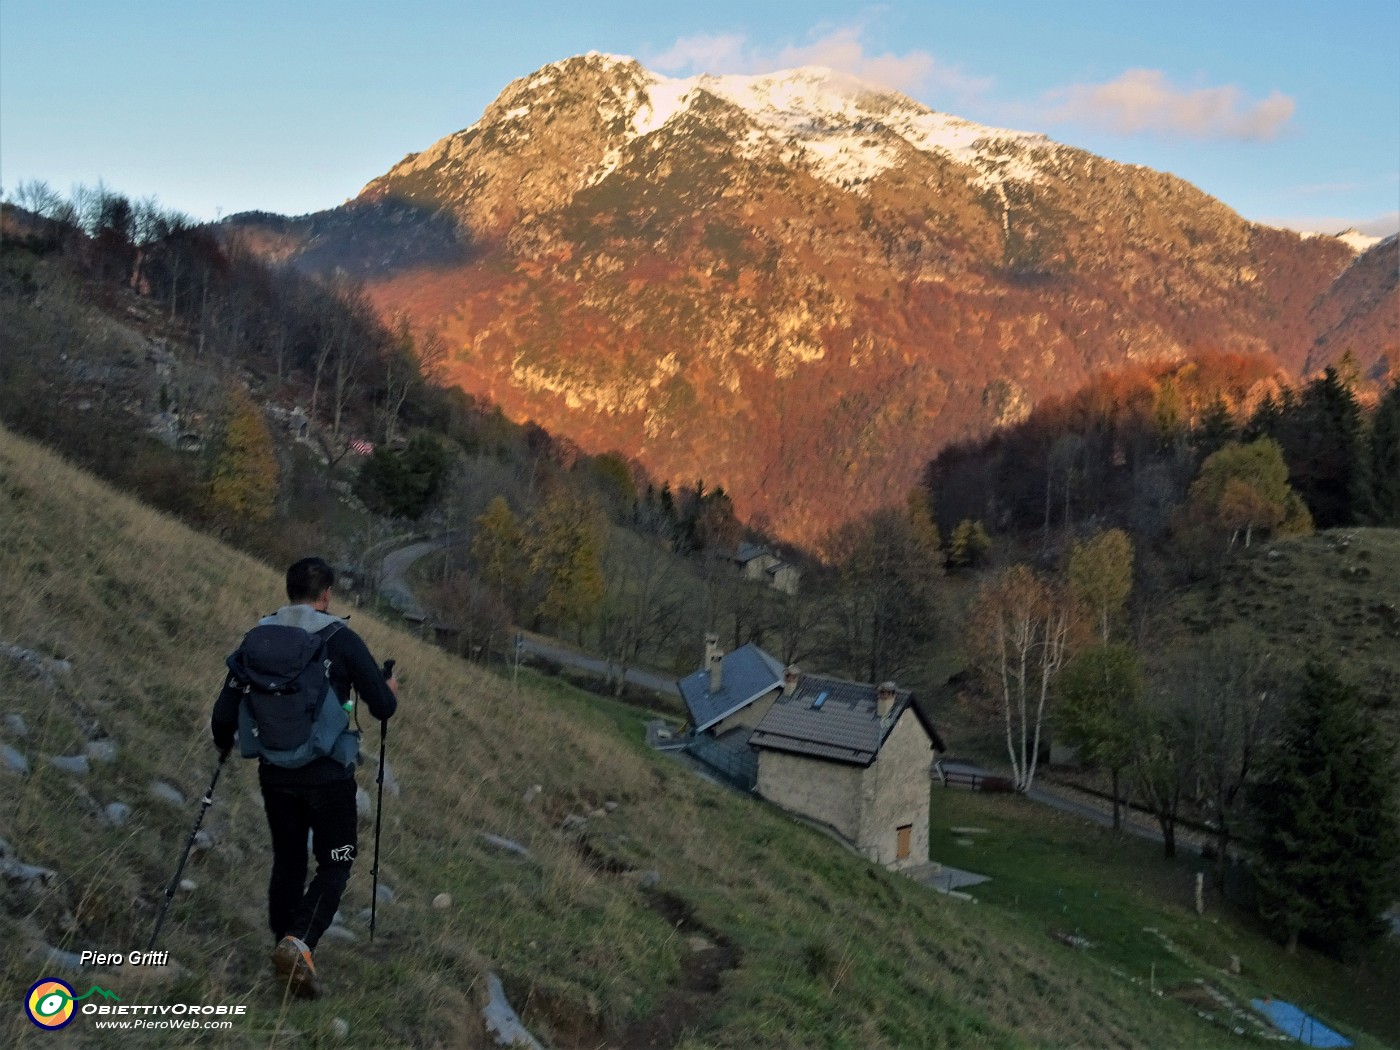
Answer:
[{"left": 260, "top": 777, "right": 358, "bottom": 950}]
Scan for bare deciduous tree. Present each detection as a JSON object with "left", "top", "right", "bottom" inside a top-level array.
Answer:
[
  {"left": 965, "top": 564, "right": 1071, "bottom": 793},
  {"left": 596, "top": 537, "right": 688, "bottom": 695}
]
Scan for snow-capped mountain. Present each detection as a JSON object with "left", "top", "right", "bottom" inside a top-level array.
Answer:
[
  {"left": 570, "top": 55, "right": 1051, "bottom": 193},
  {"left": 231, "top": 53, "right": 1394, "bottom": 544}
]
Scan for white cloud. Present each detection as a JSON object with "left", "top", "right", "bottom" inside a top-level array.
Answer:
[
  {"left": 1354, "top": 212, "right": 1399, "bottom": 237},
  {"left": 647, "top": 25, "right": 989, "bottom": 101},
  {"left": 1262, "top": 211, "right": 1400, "bottom": 238},
  {"left": 649, "top": 33, "right": 749, "bottom": 75},
  {"left": 1042, "top": 68, "right": 1295, "bottom": 141}
]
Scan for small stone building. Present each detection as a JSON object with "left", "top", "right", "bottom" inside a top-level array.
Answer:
[
  {"left": 677, "top": 637, "right": 785, "bottom": 740},
  {"left": 734, "top": 542, "right": 800, "bottom": 596},
  {"left": 750, "top": 675, "right": 945, "bottom": 870},
  {"left": 678, "top": 638, "right": 945, "bottom": 870}
]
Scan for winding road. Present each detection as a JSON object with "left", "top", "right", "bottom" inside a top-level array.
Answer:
[{"left": 377, "top": 536, "right": 681, "bottom": 699}]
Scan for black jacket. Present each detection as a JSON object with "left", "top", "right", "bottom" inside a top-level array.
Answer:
[{"left": 211, "top": 607, "right": 397, "bottom": 785}]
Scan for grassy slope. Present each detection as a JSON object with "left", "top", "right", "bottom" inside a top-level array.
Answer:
[
  {"left": 1170, "top": 528, "right": 1400, "bottom": 732},
  {"left": 0, "top": 423, "right": 1384, "bottom": 1049},
  {"left": 930, "top": 793, "right": 1400, "bottom": 1047}
]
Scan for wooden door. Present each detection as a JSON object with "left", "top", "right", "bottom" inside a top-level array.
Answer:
[{"left": 896, "top": 824, "right": 912, "bottom": 860}]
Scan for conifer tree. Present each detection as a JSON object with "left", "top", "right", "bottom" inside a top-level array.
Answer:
[
  {"left": 1273, "top": 367, "right": 1367, "bottom": 528},
  {"left": 471, "top": 495, "right": 527, "bottom": 615},
  {"left": 1249, "top": 661, "right": 1400, "bottom": 956},
  {"left": 355, "top": 433, "right": 449, "bottom": 519},
  {"left": 829, "top": 505, "right": 944, "bottom": 683},
  {"left": 1367, "top": 379, "right": 1400, "bottom": 525},
  {"left": 1194, "top": 395, "right": 1236, "bottom": 460},
  {"left": 906, "top": 487, "right": 942, "bottom": 554},
  {"left": 524, "top": 489, "right": 606, "bottom": 638},
  {"left": 946, "top": 519, "right": 991, "bottom": 569},
  {"left": 206, "top": 385, "right": 278, "bottom": 528}
]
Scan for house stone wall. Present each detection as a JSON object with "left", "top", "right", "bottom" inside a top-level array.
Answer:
[
  {"left": 756, "top": 750, "right": 863, "bottom": 842},
  {"left": 742, "top": 553, "right": 780, "bottom": 582},
  {"left": 710, "top": 688, "right": 780, "bottom": 738},
  {"left": 856, "top": 708, "right": 933, "bottom": 868},
  {"left": 769, "top": 564, "right": 800, "bottom": 595}
]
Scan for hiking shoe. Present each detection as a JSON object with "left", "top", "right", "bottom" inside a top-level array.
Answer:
[{"left": 270, "top": 936, "right": 322, "bottom": 999}]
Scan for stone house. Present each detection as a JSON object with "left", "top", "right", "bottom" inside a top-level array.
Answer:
[
  {"left": 750, "top": 674, "right": 944, "bottom": 869},
  {"left": 678, "top": 639, "right": 944, "bottom": 870},
  {"left": 734, "top": 542, "right": 800, "bottom": 596},
  {"left": 677, "top": 636, "right": 785, "bottom": 741}
]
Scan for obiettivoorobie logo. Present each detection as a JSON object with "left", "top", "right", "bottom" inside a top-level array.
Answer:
[{"left": 25, "top": 979, "right": 120, "bottom": 1030}]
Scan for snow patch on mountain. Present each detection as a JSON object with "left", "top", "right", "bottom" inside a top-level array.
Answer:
[
  {"left": 628, "top": 63, "right": 1049, "bottom": 192},
  {"left": 1299, "top": 227, "right": 1384, "bottom": 253},
  {"left": 1334, "top": 228, "right": 1384, "bottom": 253},
  {"left": 556, "top": 54, "right": 1052, "bottom": 194}
]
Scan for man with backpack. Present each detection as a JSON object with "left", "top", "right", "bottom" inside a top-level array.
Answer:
[{"left": 211, "top": 557, "right": 397, "bottom": 1000}]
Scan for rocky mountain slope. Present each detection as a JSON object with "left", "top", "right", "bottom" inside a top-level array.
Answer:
[{"left": 231, "top": 53, "right": 1393, "bottom": 544}]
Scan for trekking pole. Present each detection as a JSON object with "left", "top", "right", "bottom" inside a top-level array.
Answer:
[
  {"left": 148, "top": 750, "right": 228, "bottom": 951},
  {"left": 370, "top": 659, "right": 394, "bottom": 941}
]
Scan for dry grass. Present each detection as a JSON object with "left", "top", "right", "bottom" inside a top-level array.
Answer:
[{"left": 0, "top": 422, "right": 1333, "bottom": 1048}]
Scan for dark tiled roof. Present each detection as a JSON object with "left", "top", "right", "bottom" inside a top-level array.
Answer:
[
  {"left": 749, "top": 674, "right": 937, "bottom": 767},
  {"left": 677, "top": 643, "right": 785, "bottom": 732},
  {"left": 734, "top": 542, "right": 771, "bottom": 564}
]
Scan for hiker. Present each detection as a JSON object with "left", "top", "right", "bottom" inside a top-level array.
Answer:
[{"left": 211, "top": 557, "right": 397, "bottom": 999}]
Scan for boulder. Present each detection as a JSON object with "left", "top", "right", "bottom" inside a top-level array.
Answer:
[
  {"left": 482, "top": 972, "right": 544, "bottom": 1050},
  {"left": 2, "top": 858, "right": 57, "bottom": 889},
  {"left": 480, "top": 833, "right": 533, "bottom": 859},
  {"left": 101, "top": 802, "right": 132, "bottom": 828},
  {"left": 1, "top": 643, "right": 73, "bottom": 691},
  {"left": 49, "top": 754, "right": 91, "bottom": 777},
  {"left": 1, "top": 743, "right": 29, "bottom": 775},
  {"left": 149, "top": 782, "right": 185, "bottom": 806},
  {"left": 85, "top": 739, "right": 119, "bottom": 764}
]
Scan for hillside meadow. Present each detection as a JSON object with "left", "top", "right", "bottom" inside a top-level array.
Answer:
[{"left": 0, "top": 421, "right": 1391, "bottom": 1049}]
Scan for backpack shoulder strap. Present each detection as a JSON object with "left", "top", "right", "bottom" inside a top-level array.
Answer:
[{"left": 315, "top": 621, "right": 345, "bottom": 644}]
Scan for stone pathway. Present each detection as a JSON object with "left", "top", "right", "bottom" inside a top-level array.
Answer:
[{"left": 905, "top": 862, "right": 991, "bottom": 894}]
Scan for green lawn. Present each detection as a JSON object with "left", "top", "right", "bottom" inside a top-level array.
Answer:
[{"left": 929, "top": 789, "right": 1400, "bottom": 1048}]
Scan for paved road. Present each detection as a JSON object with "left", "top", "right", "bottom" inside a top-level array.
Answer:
[
  {"left": 378, "top": 535, "right": 463, "bottom": 621},
  {"left": 517, "top": 634, "right": 681, "bottom": 698},
  {"left": 377, "top": 537, "right": 681, "bottom": 700},
  {"left": 940, "top": 760, "right": 1192, "bottom": 850}
]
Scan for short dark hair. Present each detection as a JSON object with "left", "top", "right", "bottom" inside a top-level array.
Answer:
[{"left": 286, "top": 557, "right": 335, "bottom": 602}]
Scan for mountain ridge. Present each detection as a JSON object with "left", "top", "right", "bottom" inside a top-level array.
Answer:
[{"left": 229, "top": 52, "right": 1394, "bottom": 545}]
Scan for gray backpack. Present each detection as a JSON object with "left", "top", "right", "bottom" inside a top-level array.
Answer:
[{"left": 226, "top": 622, "right": 359, "bottom": 768}]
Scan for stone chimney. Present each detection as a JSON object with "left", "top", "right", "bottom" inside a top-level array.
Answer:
[
  {"left": 782, "top": 666, "right": 800, "bottom": 696},
  {"left": 705, "top": 633, "right": 723, "bottom": 694},
  {"left": 877, "top": 681, "right": 898, "bottom": 720}
]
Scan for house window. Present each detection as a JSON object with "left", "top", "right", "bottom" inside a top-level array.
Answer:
[{"left": 896, "top": 824, "right": 912, "bottom": 860}]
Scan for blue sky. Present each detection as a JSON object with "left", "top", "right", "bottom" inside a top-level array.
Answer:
[{"left": 2, "top": 1, "right": 1396, "bottom": 234}]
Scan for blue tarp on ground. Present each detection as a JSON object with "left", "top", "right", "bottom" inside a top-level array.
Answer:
[{"left": 1251, "top": 999, "right": 1352, "bottom": 1048}]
